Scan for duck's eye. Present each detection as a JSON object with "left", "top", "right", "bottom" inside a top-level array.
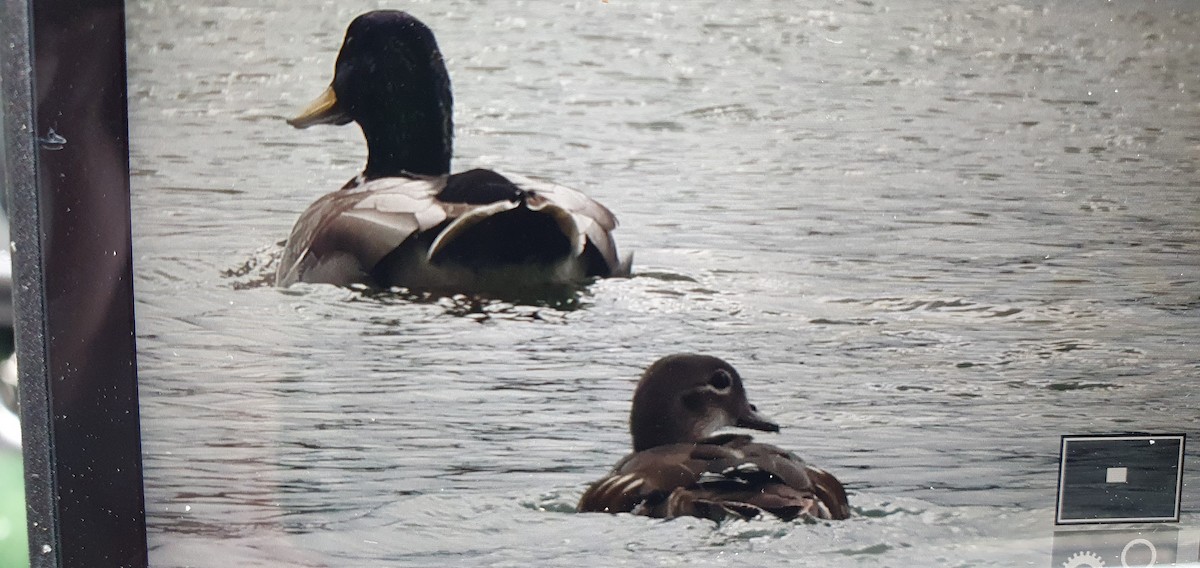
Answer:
[{"left": 708, "top": 370, "right": 732, "bottom": 391}]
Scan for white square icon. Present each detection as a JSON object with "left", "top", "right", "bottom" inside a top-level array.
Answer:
[{"left": 1106, "top": 467, "right": 1128, "bottom": 483}]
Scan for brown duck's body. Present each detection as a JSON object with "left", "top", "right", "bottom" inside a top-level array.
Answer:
[
  {"left": 578, "top": 354, "right": 851, "bottom": 522},
  {"left": 579, "top": 433, "right": 850, "bottom": 521}
]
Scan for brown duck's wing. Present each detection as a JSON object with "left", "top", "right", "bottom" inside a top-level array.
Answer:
[
  {"left": 577, "top": 444, "right": 703, "bottom": 516},
  {"left": 275, "top": 176, "right": 449, "bottom": 287},
  {"left": 577, "top": 434, "right": 847, "bottom": 522},
  {"left": 579, "top": 434, "right": 850, "bottom": 522},
  {"left": 505, "top": 173, "right": 631, "bottom": 277},
  {"left": 804, "top": 464, "right": 852, "bottom": 520},
  {"left": 669, "top": 482, "right": 826, "bottom": 522},
  {"left": 686, "top": 437, "right": 852, "bottom": 521}
]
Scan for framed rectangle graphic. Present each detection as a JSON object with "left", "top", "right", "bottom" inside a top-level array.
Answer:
[{"left": 1056, "top": 434, "right": 1186, "bottom": 525}]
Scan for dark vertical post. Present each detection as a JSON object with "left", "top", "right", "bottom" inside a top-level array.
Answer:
[
  {"left": 4, "top": 0, "right": 148, "bottom": 566},
  {"left": 2, "top": 0, "right": 56, "bottom": 564}
]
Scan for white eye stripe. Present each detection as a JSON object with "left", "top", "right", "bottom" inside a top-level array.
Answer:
[
  {"left": 707, "top": 370, "right": 734, "bottom": 393},
  {"left": 695, "top": 383, "right": 731, "bottom": 396}
]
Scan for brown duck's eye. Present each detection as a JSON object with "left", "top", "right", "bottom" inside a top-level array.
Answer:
[{"left": 709, "top": 370, "right": 732, "bottom": 391}]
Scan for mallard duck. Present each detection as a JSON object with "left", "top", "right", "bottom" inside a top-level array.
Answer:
[
  {"left": 275, "top": 11, "right": 630, "bottom": 293},
  {"left": 578, "top": 354, "right": 851, "bottom": 522}
]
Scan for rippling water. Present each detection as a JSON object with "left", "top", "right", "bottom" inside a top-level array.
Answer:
[{"left": 126, "top": 1, "right": 1199, "bottom": 566}]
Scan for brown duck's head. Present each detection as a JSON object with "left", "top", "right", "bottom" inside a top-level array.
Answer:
[{"left": 629, "top": 354, "right": 779, "bottom": 452}]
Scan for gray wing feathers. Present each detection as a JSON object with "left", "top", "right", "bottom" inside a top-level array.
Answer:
[
  {"left": 514, "top": 174, "right": 629, "bottom": 275},
  {"left": 510, "top": 174, "right": 619, "bottom": 231},
  {"left": 276, "top": 177, "right": 446, "bottom": 286},
  {"left": 276, "top": 172, "right": 628, "bottom": 286}
]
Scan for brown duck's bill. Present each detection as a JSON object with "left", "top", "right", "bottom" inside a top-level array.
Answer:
[
  {"left": 736, "top": 406, "right": 780, "bottom": 433},
  {"left": 287, "top": 85, "right": 353, "bottom": 129}
]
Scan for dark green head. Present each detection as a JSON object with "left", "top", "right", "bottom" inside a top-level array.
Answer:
[{"left": 290, "top": 11, "right": 454, "bottom": 178}]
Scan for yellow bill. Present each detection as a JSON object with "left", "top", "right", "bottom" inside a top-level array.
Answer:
[{"left": 287, "top": 85, "right": 353, "bottom": 129}]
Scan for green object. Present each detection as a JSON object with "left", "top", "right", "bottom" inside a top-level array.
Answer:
[{"left": 0, "top": 450, "right": 28, "bottom": 568}]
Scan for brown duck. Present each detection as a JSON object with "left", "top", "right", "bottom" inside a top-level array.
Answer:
[{"left": 578, "top": 354, "right": 851, "bottom": 522}]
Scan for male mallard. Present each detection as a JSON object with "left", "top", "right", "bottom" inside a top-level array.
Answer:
[
  {"left": 578, "top": 354, "right": 851, "bottom": 522},
  {"left": 276, "top": 11, "right": 630, "bottom": 293}
]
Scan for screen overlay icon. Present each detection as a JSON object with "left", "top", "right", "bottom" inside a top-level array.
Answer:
[{"left": 1057, "top": 435, "right": 1185, "bottom": 525}]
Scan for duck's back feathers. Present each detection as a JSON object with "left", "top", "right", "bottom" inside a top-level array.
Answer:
[
  {"left": 275, "top": 169, "right": 629, "bottom": 290},
  {"left": 578, "top": 433, "right": 850, "bottom": 521}
]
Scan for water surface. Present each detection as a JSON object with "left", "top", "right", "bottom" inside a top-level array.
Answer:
[{"left": 126, "top": 1, "right": 1200, "bottom": 566}]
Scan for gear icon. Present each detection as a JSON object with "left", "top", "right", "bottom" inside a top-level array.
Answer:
[{"left": 1063, "top": 550, "right": 1105, "bottom": 568}]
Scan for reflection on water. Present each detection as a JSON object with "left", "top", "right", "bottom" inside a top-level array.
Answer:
[{"left": 127, "top": 1, "right": 1199, "bottom": 566}]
